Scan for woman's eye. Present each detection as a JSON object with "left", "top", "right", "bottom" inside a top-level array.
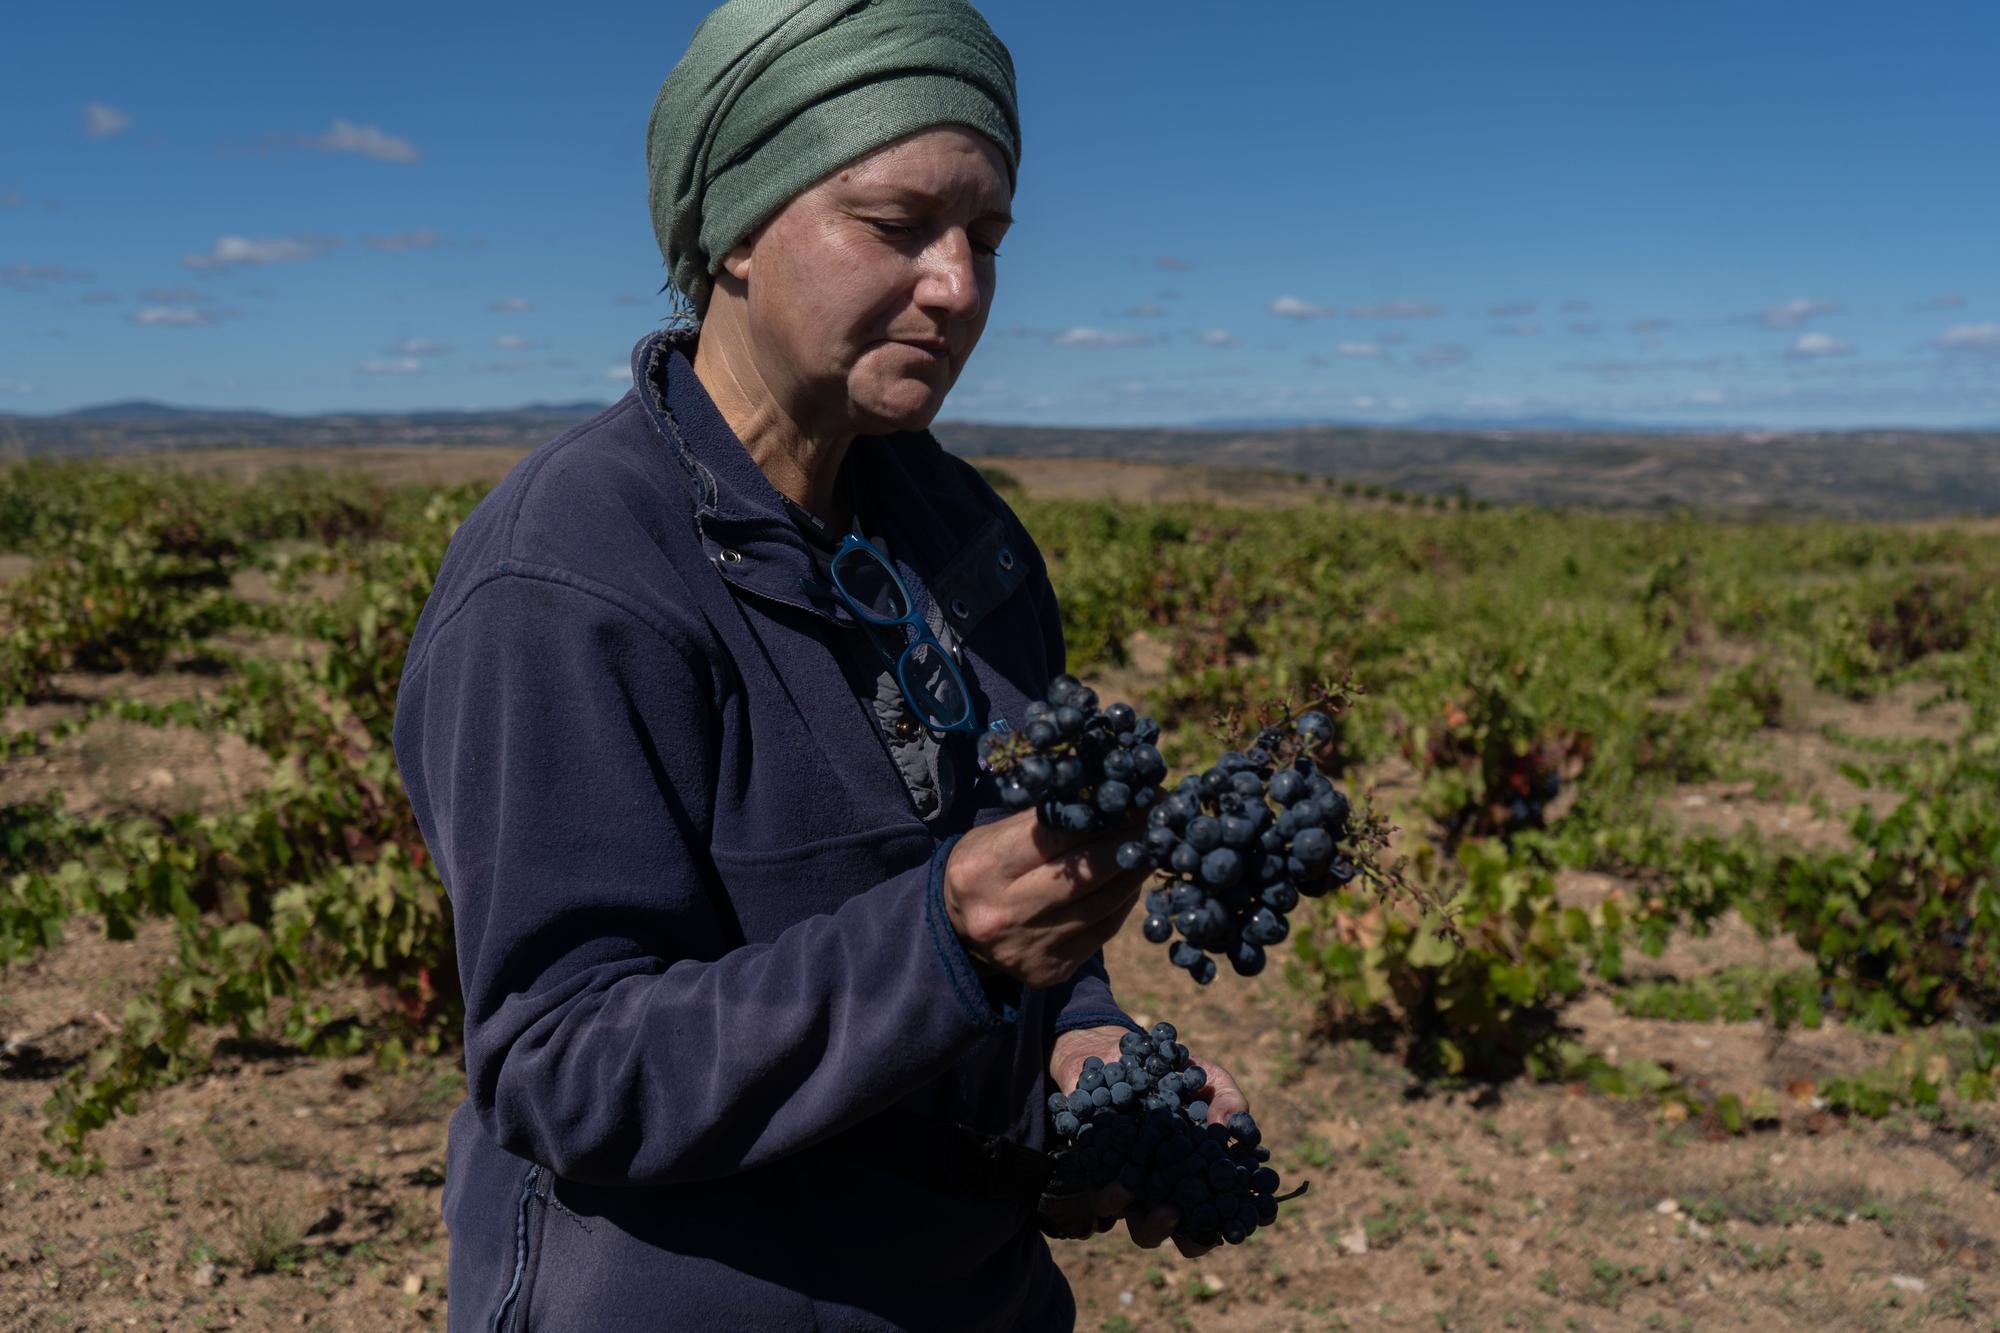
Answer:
[{"left": 871, "top": 220, "right": 1000, "bottom": 258}]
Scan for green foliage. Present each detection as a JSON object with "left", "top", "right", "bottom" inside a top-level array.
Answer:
[
  {"left": 1612, "top": 965, "right": 1824, "bottom": 1027},
  {"left": 0, "top": 520, "right": 243, "bottom": 705},
  {"left": 1291, "top": 842, "right": 1620, "bottom": 1079},
  {"left": 1767, "top": 738, "right": 2000, "bottom": 1027},
  {"left": 9, "top": 454, "right": 2000, "bottom": 1158},
  {"left": 0, "top": 458, "right": 473, "bottom": 1167},
  {"left": 1394, "top": 652, "right": 1590, "bottom": 850}
]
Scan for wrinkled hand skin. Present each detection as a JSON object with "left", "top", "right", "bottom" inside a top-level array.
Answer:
[{"left": 1041, "top": 1024, "right": 1252, "bottom": 1259}]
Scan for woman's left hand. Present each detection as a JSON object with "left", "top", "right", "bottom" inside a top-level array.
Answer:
[{"left": 1041, "top": 1023, "right": 1250, "bottom": 1259}]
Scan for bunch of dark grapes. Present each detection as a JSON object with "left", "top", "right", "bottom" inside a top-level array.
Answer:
[
  {"left": 1119, "top": 710, "right": 1358, "bottom": 984},
  {"left": 1044, "top": 1022, "right": 1301, "bottom": 1247},
  {"left": 979, "top": 674, "right": 1170, "bottom": 833}
]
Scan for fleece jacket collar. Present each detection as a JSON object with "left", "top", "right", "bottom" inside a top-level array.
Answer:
[{"left": 630, "top": 325, "right": 960, "bottom": 632}]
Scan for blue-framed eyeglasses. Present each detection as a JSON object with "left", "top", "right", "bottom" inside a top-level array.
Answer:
[{"left": 825, "top": 532, "right": 978, "bottom": 736}]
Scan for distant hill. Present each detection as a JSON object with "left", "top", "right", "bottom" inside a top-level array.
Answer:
[
  {"left": 939, "top": 421, "right": 2000, "bottom": 520},
  {"left": 0, "top": 399, "right": 619, "bottom": 457},
  {"left": 58, "top": 399, "right": 284, "bottom": 423},
  {"left": 1191, "top": 412, "right": 1734, "bottom": 434},
  {"left": 4, "top": 399, "right": 1999, "bottom": 520}
]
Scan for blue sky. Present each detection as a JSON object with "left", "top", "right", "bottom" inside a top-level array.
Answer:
[{"left": 4, "top": 0, "right": 1997, "bottom": 429}]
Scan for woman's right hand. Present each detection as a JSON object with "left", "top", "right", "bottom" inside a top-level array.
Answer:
[{"left": 941, "top": 809, "right": 1151, "bottom": 988}]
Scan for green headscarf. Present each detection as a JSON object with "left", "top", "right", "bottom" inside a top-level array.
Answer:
[{"left": 646, "top": 0, "right": 1020, "bottom": 316}]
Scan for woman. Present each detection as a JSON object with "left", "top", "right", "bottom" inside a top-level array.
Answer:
[{"left": 392, "top": 1, "right": 1255, "bottom": 1328}]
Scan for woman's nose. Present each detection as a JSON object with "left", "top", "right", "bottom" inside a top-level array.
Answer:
[{"left": 915, "top": 229, "right": 984, "bottom": 321}]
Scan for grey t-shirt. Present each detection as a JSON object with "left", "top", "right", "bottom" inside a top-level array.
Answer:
[{"left": 781, "top": 480, "right": 965, "bottom": 825}]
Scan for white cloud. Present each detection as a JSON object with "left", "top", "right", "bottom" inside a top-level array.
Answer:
[
  {"left": 1348, "top": 300, "right": 1441, "bottom": 319},
  {"left": 1123, "top": 303, "right": 1166, "bottom": 318},
  {"left": 1936, "top": 323, "right": 2000, "bottom": 356},
  {"left": 1052, "top": 326, "right": 1152, "bottom": 347},
  {"left": 131, "top": 306, "right": 219, "bottom": 327},
  {"left": 389, "top": 337, "right": 451, "bottom": 357},
  {"left": 1335, "top": 342, "right": 1381, "bottom": 358},
  {"left": 1411, "top": 342, "right": 1470, "bottom": 368},
  {"left": 0, "top": 262, "right": 92, "bottom": 290},
  {"left": 141, "top": 286, "right": 207, "bottom": 305},
  {"left": 1758, "top": 298, "right": 1841, "bottom": 330},
  {"left": 0, "top": 377, "right": 34, "bottom": 394},
  {"left": 83, "top": 102, "right": 131, "bottom": 138},
  {"left": 1563, "top": 354, "right": 1746, "bottom": 379},
  {"left": 362, "top": 230, "right": 440, "bottom": 251},
  {"left": 360, "top": 357, "right": 425, "bottom": 375},
  {"left": 182, "top": 233, "right": 340, "bottom": 270},
  {"left": 495, "top": 334, "right": 535, "bottom": 351},
  {"left": 1198, "top": 329, "right": 1236, "bottom": 347},
  {"left": 311, "top": 118, "right": 420, "bottom": 164},
  {"left": 490, "top": 296, "right": 534, "bottom": 313},
  {"left": 1786, "top": 331, "right": 1854, "bottom": 359},
  {"left": 1270, "top": 296, "right": 1337, "bottom": 320},
  {"left": 605, "top": 364, "right": 634, "bottom": 383}
]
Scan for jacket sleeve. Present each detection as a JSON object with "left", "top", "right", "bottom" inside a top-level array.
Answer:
[
  {"left": 1019, "top": 542, "right": 1144, "bottom": 1042},
  {"left": 394, "top": 567, "right": 1023, "bottom": 1188}
]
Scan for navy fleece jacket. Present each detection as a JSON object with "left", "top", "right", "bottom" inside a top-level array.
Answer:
[{"left": 391, "top": 327, "right": 1139, "bottom": 1332}]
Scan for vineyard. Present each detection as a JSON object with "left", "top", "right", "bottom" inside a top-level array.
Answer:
[{"left": 4, "top": 451, "right": 2000, "bottom": 1330}]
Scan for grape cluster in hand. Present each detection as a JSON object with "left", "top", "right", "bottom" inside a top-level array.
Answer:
[
  {"left": 1120, "top": 711, "right": 1358, "bottom": 984},
  {"left": 979, "top": 674, "right": 1169, "bottom": 833},
  {"left": 1045, "top": 1022, "right": 1297, "bottom": 1247}
]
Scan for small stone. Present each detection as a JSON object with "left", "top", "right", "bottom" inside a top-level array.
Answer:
[
  {"left": 1339, "top": 1224, "right": 1368, "bottom": 1255},
  {"left": 192, "top": 1261, "right": 218, "bottom": 1288},
  {"left": 1118, "top": 1291, "right": 1134, "bottom": 1307},
  {"left": 1889, "top": 1275, "right": 1926, "bottom": 1293},
  {"left": 1655, "top": 1198, "right": 1680, "bottom": 1216},
  {"left": 401, "top": 1272, "right": 424, "bottom": 1297}
]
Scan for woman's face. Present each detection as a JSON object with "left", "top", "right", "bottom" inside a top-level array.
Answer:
[{"left": 719, "top": 125, "right": 1013, "bottom": 438}]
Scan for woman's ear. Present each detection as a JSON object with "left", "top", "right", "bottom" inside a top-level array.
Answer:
[{"left": 721, "top": 240, "right": 753, "bottom": 282}]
